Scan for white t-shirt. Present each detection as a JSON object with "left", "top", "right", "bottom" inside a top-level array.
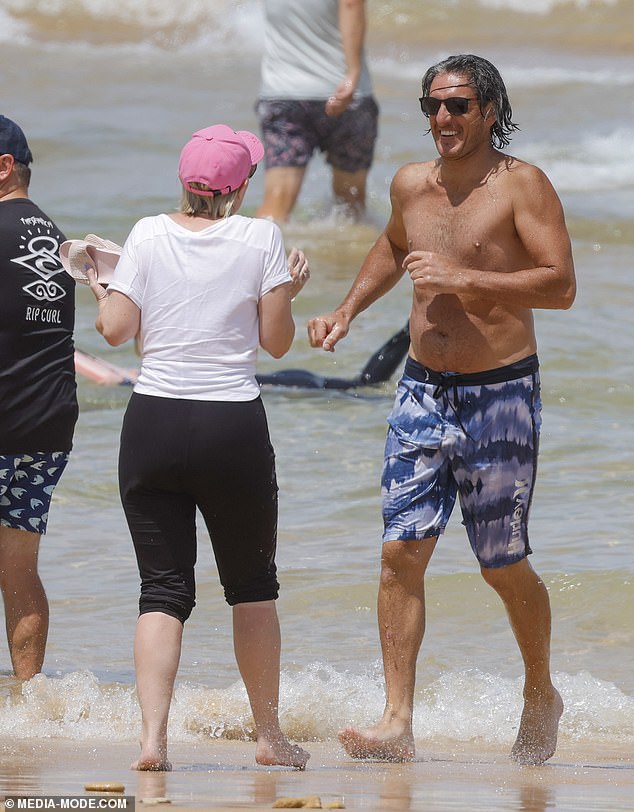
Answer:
[
  {"left": 259, "top": 0, "right": 373, "bottom": 100},
  {"left": 108, "top": 213, "right": 291, "bottom": 401}
]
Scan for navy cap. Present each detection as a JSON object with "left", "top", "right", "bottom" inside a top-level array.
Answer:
[{"left": 0, "top": 115, "right": 33, "bottom": 165}]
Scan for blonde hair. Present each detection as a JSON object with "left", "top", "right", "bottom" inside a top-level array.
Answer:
[{"left": 180, "top": 183, "right": 241, "bottom": 219}]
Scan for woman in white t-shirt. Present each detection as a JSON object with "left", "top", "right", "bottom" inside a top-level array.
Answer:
[{"left": 88, "top": 124, "right": 310, "bottom": 771}]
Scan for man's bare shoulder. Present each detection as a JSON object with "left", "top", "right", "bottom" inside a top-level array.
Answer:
[
  {"left": 391, "top": 159, "right": 438, "bottom": 194},
  {"left": 497, "top": 157, "right": 568, "bottom": 239},
  {"left": 496, "top": 154, "right": 556, "bottom": 190},
  {"left": 394, "top": 159, "right": 438, "bottom": 179}
]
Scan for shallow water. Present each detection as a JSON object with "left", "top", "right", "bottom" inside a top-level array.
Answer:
[{"left": 1, "top": 0, "right": 633, "bottom": 791}]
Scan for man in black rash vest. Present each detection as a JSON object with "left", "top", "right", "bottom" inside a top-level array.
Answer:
[
  {"left": 256, "top": 322, "right": 410, "bottom": 390},
  {"left": 0, "top": 115, "right": 78, "bottom": 680}
]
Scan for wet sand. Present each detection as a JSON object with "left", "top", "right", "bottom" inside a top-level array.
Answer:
[{"left": 1, "top": 738, "right": 632, "bottom": 811}]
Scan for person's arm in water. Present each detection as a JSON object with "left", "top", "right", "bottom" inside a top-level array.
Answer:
[{"left": 326, "top": 0, "right": 366, "bottom": 117}]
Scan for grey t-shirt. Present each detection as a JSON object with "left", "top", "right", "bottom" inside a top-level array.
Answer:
[{"left": 259, "top": 0, "right": 373, "bottom": 100}]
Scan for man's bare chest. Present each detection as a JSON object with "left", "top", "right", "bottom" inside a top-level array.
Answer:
[{"left": 404, "top": 190, "right": 514, "bottom": 266}]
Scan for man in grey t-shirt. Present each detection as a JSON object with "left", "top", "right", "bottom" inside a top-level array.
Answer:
[{"left": 256, "top": 0, "right": 379, "bottom": 222}]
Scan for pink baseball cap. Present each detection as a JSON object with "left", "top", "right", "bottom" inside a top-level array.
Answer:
[{"left": 178, "top": 124, "right": 264, "bottom": 197}]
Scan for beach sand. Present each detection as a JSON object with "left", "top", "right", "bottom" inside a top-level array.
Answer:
[{"left": 2, "top": 738, "right": 632, "bottom": 812}]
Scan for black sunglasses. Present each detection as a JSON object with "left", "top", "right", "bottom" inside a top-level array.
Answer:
[{"left": 419, "top": 96, "right": 477, "bottom": 117}]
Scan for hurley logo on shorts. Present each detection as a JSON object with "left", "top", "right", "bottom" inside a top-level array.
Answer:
[{"left": 509, "top": 478, "right": 530, "bottom": 554}]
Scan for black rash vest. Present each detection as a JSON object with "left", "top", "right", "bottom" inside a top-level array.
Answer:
[{"left": 0, "top": 198, "right": 78, "bottom": 453}]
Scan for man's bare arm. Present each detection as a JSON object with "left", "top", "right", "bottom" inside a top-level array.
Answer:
[{"left": 308, "top": 230, "right": 407, "bottom": 351}]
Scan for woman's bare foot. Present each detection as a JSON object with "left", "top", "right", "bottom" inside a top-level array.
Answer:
[
  {"left": 511, "top": 686, "right": 564, "bottom": 766},
  {"left": 131, "top": 746, "right": 172, "bottom": 771},
  {"left": 338, "top": 723, "right": 415, "bottom": 762},
  {"left": 256, "top": 735, "right": 310, "bottom": 770},
  {"left": 131, "top": 757, "right": 172, "bottom": 771}
]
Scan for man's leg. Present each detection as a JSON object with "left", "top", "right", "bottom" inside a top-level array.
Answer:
[
  {"left": 338, "top": 537, "right": 437, "bottom": 761},
  {"left": 256, "top": 166, "right": 306, "bottom": 222},
  {"left": 481, "top": 558, "right": 563, "bottom": 765},
  {"left": 0, "top": 526, "right": 48, "bottom": 680},
  {"left": 332, "top": 168, "right": 368, "bottom": 220},
  {"left": 233, "top": 600, "right": 309, "bottom": 768}
]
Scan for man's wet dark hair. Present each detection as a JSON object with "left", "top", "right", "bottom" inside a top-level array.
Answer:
[{"left": 421, "top": 54, "right": 519, "bottom": 149}]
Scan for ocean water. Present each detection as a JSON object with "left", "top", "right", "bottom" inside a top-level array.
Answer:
[{"left": 1, "top": 0, "right": 633, "bottom": 776}]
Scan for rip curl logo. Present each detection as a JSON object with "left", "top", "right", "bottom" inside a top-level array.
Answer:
[
  {"left": 12, "top": 222, "right": 67, "bottom": 304},
  {"left": 509, "top": 478, "right": 530, "bottom": 554}
]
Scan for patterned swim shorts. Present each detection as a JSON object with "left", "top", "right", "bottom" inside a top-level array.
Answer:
[
  {"left": 256, "top": 96, "right": 379, "bottom": 171},
  {"left": 381, "top": 356, "right": 542, "bottom": 568},
  {"left": 0, "top": 451, "right": 70, "bottom": 534}
]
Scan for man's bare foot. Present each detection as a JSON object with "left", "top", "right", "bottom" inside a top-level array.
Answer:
[
  {"left": 511, "top": 686, "right": 564, "bottom": 766},
  {"left": 338, "top": 725, "right": 415, "bottom": 762},
  {"left": 256, "top": 735, "right": 310, "bottom": 770}
]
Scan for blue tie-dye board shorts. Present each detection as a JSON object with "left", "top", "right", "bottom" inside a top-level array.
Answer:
[
  {"left": 381, "top": 355, "right": 542, "bottom": 568},
  {"left": 0, "top": 452, "right": 70, "bottom": 535}
]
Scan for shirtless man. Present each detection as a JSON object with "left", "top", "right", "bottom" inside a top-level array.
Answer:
[{"left": 308, "top": 54, "right": 575, "bottom": 765}]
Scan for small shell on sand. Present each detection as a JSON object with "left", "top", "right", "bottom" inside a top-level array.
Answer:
[{"left": 84, "top": 782, "right": 125, "bottom": 793}]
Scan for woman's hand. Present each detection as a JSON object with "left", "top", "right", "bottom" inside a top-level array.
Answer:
[
  {"left": 85, "top": 266, "right": 109, "bottom": 303},
  {"left": 287, "top": 247, "right": 310, "bottom": 301}
]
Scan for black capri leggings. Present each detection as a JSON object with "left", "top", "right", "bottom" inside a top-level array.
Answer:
[{"left": 119, "top": 392, "right": 279, "bottom": 622}]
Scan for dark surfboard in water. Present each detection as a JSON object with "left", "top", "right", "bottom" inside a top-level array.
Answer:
[{"left": 255, "top": 323, "right": 410, "bottom": 390}]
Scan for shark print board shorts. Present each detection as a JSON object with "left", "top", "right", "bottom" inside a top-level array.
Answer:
[
  {"left": 0, "top": 452, "right": 70, "bottom": 534},
  {"left": 381, "top": 355, "right": 542, "bottom": 568},
  {"left": 256, "top": 96, "right": 379, "bottom": 171}
]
